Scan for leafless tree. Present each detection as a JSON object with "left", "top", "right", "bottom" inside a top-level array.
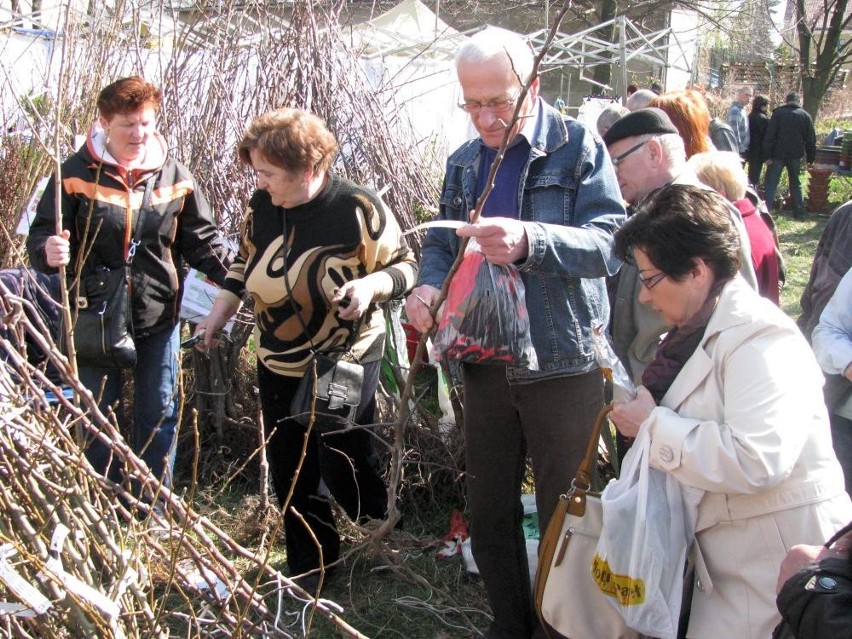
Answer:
[{"left": 788, "top": 0, "right": 852, "bottom": 119}]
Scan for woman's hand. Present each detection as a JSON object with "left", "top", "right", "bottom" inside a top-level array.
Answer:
[
  {"left": 194, "top": 297, "right": 240, "bottom": 351},
  {"left": 45, "top": 230, "right": 71, "bottom": 268},
  {"left": 611, "top": 385, "right": 657, "bottom": 438},
  {"left": 333, "top": 279, "right": 376, "bottom": 322}
]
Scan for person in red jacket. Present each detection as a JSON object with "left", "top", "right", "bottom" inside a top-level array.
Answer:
[{"left": 687, "top": 150, "right": 781, "bottom": 304}]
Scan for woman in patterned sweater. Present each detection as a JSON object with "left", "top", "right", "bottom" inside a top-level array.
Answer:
[{"left": 194, "top": 109, "right": 417, "bottom": 589}]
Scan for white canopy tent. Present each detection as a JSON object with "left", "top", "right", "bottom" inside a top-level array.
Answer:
[
  {"left": 1, "top": 0, "right": 699, "bottom": 162},
  {"left": 346, "top": 0, "right": 473, "bottom": 159}
]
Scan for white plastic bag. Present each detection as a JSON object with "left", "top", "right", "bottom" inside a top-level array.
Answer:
[{"left": 592, "top": 426, "right": 694, "bottom": 639}]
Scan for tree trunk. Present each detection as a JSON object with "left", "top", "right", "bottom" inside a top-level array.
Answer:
[{"left": 794, "top": 0, "right": 850, "bottom": 121}]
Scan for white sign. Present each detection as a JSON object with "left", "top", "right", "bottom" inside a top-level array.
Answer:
[
  {"left": 16, "top": 177, "right": 50, "bottom": 236},
  {"left": 180, "top": 268, "right": 233, "bottom": 334}
]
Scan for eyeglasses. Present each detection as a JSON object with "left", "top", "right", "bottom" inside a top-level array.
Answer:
[
  {"left": 610, "top": 139, "right": 650, "bottom": 167},
  {"left": 637, "top": 271, "right": 666, "bottom": 290},
  {"left": 458, "top": 94, "right": 519, "bottom": 114}
]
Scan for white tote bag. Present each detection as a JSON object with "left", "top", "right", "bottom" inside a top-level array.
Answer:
[
  {"left": 535, "top": 405, "right": 639, "bottom": 639},
  {"left": 593, "top": 425, "right": 696, "bottom": 639}
]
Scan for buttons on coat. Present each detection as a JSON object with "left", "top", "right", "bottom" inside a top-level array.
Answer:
[
  {"left": 659, "top": 445, "right": 674, "bottom": 463},
  {"left": 817, "top": 576, "right": 838, "bottom": 590}
]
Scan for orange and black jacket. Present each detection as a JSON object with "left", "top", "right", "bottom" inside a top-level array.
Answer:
[{"left": 27, "top": 129, "right": 230, "bottom": 339}]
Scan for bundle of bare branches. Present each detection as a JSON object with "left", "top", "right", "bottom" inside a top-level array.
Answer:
[{"left": 0, "top": 274, "right": 373, "bottom": 638}]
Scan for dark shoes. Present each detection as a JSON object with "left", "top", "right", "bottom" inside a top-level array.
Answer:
[{"left": 289, "top": 567, "right": 336, "bottom": 596}]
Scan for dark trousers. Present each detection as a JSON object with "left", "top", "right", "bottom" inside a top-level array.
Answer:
[
  {"left": 257, "top": 359, "right": 387, "bottom": 575},
  {"left": 831, "top": 413, "right": 852, "bottom": 497},
  {"left": 461, "top": 364, "right": 604, "bottom": 639},
  {"left": 748, "top": 159, "right": 764, "bottom": 189},
  {"left": 764, "top": 157, "right": 804, "bottom": 216}
]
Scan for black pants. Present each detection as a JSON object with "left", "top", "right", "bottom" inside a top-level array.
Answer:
[{"left": 257, "top": 359, "right": 387, "bottom": 575}]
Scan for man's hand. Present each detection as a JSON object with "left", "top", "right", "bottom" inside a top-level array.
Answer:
[
  {"left": 776, "top": 544, "right": 831, "bottom": 594},
  {"left": 404, "top": 284, "right": 441, "bottom": 334},
  {"left": 456, "top": 217, "right": 529, "bottom": 265}
]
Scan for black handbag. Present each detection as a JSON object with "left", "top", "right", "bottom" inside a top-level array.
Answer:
[
  {"left": 71, "top": 174, "right": 155, "bottom": 369},
  {"left": 280, "top": 212, "right": 364, "bottom": 430},
  {"left": 290, "top": 351, "right": 364, "bottom": 428},
  {"left": 74, "top": 266, "right": 135, "bottom": 368}
]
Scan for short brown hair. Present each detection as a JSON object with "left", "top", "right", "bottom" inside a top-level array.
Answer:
[
  {"left": 238, "top": 108, "right": 338, "bottom": 173},
  {"left": 614, "top": 184, "right": 741, "bottom": 282},
  {"left": 97, "top": 76, "right": 161, "bottom": 119}
]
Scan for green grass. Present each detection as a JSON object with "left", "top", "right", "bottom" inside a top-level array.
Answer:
[{"left": 775, "top": 213, "right": 829, "bottom": 318}]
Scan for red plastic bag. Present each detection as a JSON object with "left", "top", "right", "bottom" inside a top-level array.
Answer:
[{"left": 432, "top": 242, "right": 538, "bottom": 370}]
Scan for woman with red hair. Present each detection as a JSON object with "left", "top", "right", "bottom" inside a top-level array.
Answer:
[{"left": 650, "top": 89, "right": 713, "bottom": 158}]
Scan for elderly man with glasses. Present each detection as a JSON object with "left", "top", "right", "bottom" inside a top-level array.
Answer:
[
  {"left": 405, "top": 26, "right": 625, "bottom": 639},
  {"left": 603, "top": 108, "right": 757, "bottom": 385}
]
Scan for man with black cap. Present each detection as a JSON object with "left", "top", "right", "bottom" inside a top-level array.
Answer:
[{"left": 603, "top": 108, "right": 757, "bottom": 383}]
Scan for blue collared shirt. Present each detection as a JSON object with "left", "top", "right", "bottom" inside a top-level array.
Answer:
[{"left": 476, "top": 107, "right": 541, "bottom": 218}]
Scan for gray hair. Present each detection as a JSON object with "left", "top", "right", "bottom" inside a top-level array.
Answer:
[
  {"left": 455, "top": 27, "right": 534, "bottom": 85},
  {"left": 786, "top": 91, "right": 801, "bottom": 105},
  {"left": 626, "top": 89, "right": 657, "bottom": 111},
  {"left": 656, "top": 132, "right": 687, "bottom": 166},
  {"left": 596, "top": 103, "right": 630, "bottom": 137}
]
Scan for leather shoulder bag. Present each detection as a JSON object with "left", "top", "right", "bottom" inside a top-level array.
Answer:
[
  {"left": 72, "top": 173, "right": 156, "bottom": 369},
  {"left": 534, "top": 403, "right": 639, "bottom": 639}
]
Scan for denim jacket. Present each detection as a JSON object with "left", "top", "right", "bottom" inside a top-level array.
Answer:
[{"left": 418, "top": 100, "right": 626, "bottom": 381}]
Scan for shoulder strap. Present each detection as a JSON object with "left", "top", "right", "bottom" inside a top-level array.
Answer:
[
  {"left": 281, "top": 211, "right": 362, "bottom": 353},
  {"left": 826, "top": 520, "right": 852, "bottom": 549},
  {"left": 281, "top": 211, "right": 316, "bottom": 351},
  {"left": 566, "top": 403, "right": 613, "bottom": 517},
  {"left": 126, "top": 174, "right": 157, "bottom": 267}
]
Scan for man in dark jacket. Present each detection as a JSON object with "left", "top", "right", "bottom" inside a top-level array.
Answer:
[
  {"left": 709, "top": 117, "right": 738, "bottom": 152},
  {"left": 763, "top": 92, "right": 817, "bottom": 220},
  {"left": 773, "top": 520, "right": 852, "bottom": 639}
]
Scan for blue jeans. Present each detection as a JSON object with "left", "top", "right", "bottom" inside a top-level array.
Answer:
[
  {"left": 763, "top": 157, "right": 804, "bottom": 215},
  {"left": 80, "top": 324, "right": 181, "bottom": 490}
]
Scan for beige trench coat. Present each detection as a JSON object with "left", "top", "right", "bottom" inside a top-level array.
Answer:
[{"left": 642, "top": 277, "right": 852, "bottom": 639}]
